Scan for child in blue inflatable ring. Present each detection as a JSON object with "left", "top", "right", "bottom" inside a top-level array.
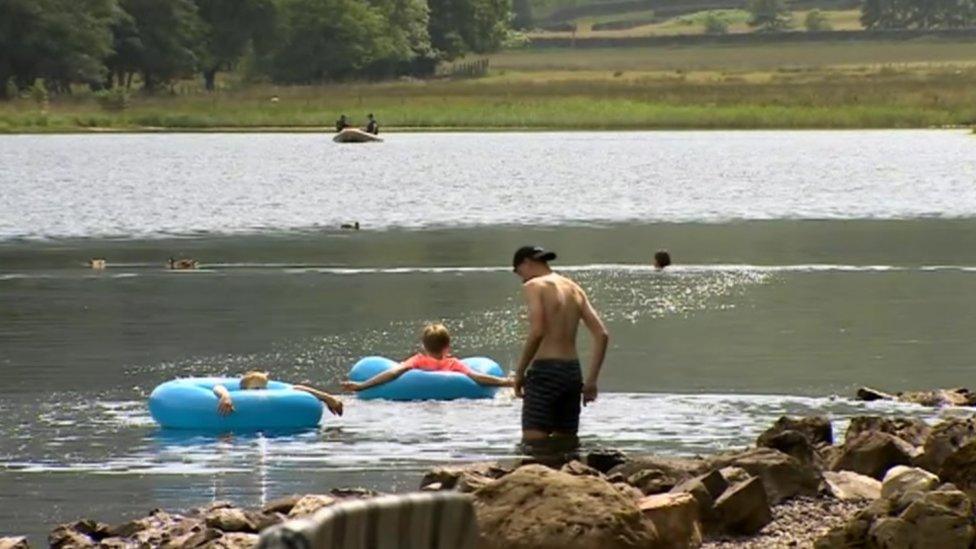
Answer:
[
  {"left": 341, "top": 323, "right": 513, "bottom": 392},
  {"left": 214, "top": 371, "right": 345, "bottom": 417}
]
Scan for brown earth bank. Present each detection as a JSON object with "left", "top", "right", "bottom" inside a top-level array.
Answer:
[{"left": 14, "top": 409, "right": 976, "bottom": 548}]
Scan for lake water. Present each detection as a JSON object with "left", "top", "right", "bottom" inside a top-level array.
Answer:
[{"left": 1, "top": 131, "right": 975, "bottom": 540}]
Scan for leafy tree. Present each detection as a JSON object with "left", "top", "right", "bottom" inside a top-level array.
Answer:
[
  {"left": 118, "top": 0, "right": 203, "bottom": 92},
  {"left": 703, "top": 12, "right": 730, "bottom": 34},
  {"left": 747, "top": 0, "right": 793, "bottom": 32},
  {"left": 512, "top": 0, "right": 534, "bottom": 30},
  {"left": 194, "top": 0, "right": 275, "bottom": 91},
  {"left": 266, "top": 0, "right": 397, "bottom": 83},
  {"left": 804, "top": 9, "right": 832, "bottom": 31},
  {"left": 105, "top": 5, "right": 143, "bottom": 89},
  {"left": 860, "top": 0, "right": 976, "bottom": 30},
  {"left": 428, "top": 0, "right": 512, "bottom": 60},
  {"left": 366, "top": 0, "right": 435, "bottom": 76},
  {"left": 0, "top": 0, "right": 117, "bottom": 96},
  {"left": 859, "top": 0, "right": 885, "bottom": 29}
]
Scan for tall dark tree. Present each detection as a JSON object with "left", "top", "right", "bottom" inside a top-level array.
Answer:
[
  {"left": 0, "top": 0, "right": 116, "bottom": 96},
  {"left": 119, "top": 0, "right": 202, "bottom": 92},
  {"left": 428, "top": 0, "right": 512, "bottom": 60},
  {"left": 366, "top": 0, "right": 434, "bottom": 76},
  {"left": 266, "top": 0, "right": 396, "bottom": 83},
  {"left": 194, "top": 0, "right": 274, "bottom": 91},
  {"left": 746, "top": 0, "right": 793, "bottom": 32},
  {"left": 512, "top": 0, "right": 534, "bottom": 30}
]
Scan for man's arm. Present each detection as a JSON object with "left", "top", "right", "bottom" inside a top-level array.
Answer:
[
  {"left": 293, "top": 384, "right": 344, "bottom": 416},
  {"left": 341, "top": 364, "right": 412, "bottom": 392},
  {"left": 514, "top": 282, "right": 546, "bottom": 397},
  {"left": 579, "top": 290, "right": 609, "bottom": 405},
  {"left": 213, "top": 384, "right": 234, "bottom": 415}
]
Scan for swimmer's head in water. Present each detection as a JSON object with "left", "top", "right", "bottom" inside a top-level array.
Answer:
[
  {"left": 240, "top": 370, "right": 269, "bottom": 390},
  {"left": 421, "top": 323, "right": 451, "bottom": 356},
  {"left": 654, "top": 250, "right": 672, "bottom": 270},
  {"left": 512, "top": 245, "right": 556, "bottom": 281}
]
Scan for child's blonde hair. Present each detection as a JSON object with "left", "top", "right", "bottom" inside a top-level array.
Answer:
[
  {"left": 421, "top": 323, "right": 451, "bottom": 355},
  {"left": 240, "top": 370, "right": 269, "bottom": 390}
]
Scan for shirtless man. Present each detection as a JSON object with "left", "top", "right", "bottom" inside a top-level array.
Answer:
[{"left": 511, "top": 245, "right": 609, "bottom": 446}]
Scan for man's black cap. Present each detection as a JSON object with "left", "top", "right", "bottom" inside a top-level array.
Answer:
[{"left": 512, "top": 245, "right": 557, "bottom": 271}]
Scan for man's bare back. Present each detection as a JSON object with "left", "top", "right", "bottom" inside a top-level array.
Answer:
[
  {"left": 524, "top": 273, "right": 586, "bottom": 361},
  {"left": 511, "top": 246, "right": 609, "bottom": 441}
]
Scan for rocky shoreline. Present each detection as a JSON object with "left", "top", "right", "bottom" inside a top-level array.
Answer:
[{"left": 8, "top": 411, "right": 976, "bottom": 548}]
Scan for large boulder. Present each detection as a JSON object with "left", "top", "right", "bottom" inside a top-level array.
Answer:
[
  {"left": 420, "top": 462, "right": 510, "bottom": 492},
  {"left": 917, "top": 418, "right": 976, "bottom": 473},
  {"left": 0, "top": 538, "right": 28, "bottom": 549},
  {"left": 881, "top": 466, "right": 940, "bottom": 501},
  {"left": 49, "top": 520, "right": 112, "bottom": 548},
  {"left": 939, "top": 440, "right": 976, "bottom": 501},
  {"left": 830, "top": 431, "right": 916, "bottom": 480},
  {"left": 817, "top": 488, "right": 976, "bottom": 549},
  {"left": 204, "top": 508, "right": 256, "bottom": 533},
  {"left": 899, "top": 388, "right": 976, "bottom": 408},
  {"left": 638, "top": 493, "right": 702, "bottom": 548},
  {"left": 823, "top": 471, "right": 881, "bottom": 501},
  {"left": 473, "top": 464, "right": 660, "bottom": 549},
  {"left": 845, "top": 416, "right": 930, "bottom": 448},
  {"left": 608, "top": 456, "right": 709, "bottom": 482},
  {"left": 627, "top": 467, "right": 685, "bottom": 496},
  {"left": 709, "top": 447, "right": 821, "bottom": 503},
  {"left": 584, "top": 448, "right": 628, "bottom": 474},
  {"left": 757, "top": 415, "right": 833, "bottom": 447},
  {"left": 202, "top": 532, "right": 260, "bottom": 548},
  {"left": 670, "top": 469, "right": 729, "bottom": 529},
  {"left": 757, "top": 430, "right": 821, "bottom": 468},
  {"left": 712, "top": 477, "right": 773, "bottom": 535},
  {"left": 286, "top": 495, "right": 336, "bottom": 518}
]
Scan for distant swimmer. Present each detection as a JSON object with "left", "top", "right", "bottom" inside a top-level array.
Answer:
[
  {"left": 340, "top": 222, "right": 360, "bottom": 230},
  {"left": 336, "top": 114, "right": 350, "bottom": 132},
  {"left": 653, "top": 250, "right": 672, "bottom": 270},
  {"left": 214, "top": 370, "right": 344, "bottom": 417},
  {"left": 511, "top": 246, "right": 609, "bottom": 451},
  {"left": 88, "top": 258, "right": 107, "bottom": 270},
  {"left": 364, "top": 113, "right": 379, "bottom": 135},
  {"left": 341, "top": 323, "right": 513, "bottom": 392},
  {"left": 167, "top": 257, "right": 198, "bottom": 270}
]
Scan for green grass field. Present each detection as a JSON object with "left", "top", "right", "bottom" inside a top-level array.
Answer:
[
  {"left": 2, "top": 40, "right": 975, "bottom": 132},
  {"left": 530, "top": 8, "right": 864, "bottom": 38}
]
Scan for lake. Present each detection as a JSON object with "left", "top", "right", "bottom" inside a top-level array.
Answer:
[{"left": 1, "top": 130, "right": 974, "bottom": 540}]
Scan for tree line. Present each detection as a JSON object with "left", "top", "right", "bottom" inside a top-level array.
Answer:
[
  {"left": 860, "top": 0, "right": 976, "bottom": 29},
  {"left": 0, "top": 0, "right": 512, "bottom": 98}
]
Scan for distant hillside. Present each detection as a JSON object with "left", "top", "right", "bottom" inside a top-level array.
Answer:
[{"left": 535, "top": 0, "right": 859, "bottom": 27}]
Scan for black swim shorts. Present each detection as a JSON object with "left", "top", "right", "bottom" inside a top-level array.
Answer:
[{"left": 521, "top": 359, "right": 583, "bottom": 433}]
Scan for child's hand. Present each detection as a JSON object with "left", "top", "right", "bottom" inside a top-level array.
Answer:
[
  {"left": 217, "top": 394, "right": 235, "bottom": 415},
  {"left": 325, "top": 395, "right": 344, "bottom": 416},
  {"left": 340, "top": 380, "right": 361, "bottom": 392}
]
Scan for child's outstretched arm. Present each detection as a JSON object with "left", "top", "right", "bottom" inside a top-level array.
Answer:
[
  {"left": 341, "top": 363, "right": 412, "bottom": 392},
  {"left": 213, "top": 384, "right": 235, "bottom": 415},
  {"left": 466, "top": 371, "right": 515, "bottom": 387},
  {"left": 292, "top": 384, "right": 344, "bottom": 416}
]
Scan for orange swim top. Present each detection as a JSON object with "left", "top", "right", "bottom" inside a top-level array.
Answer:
[{"left": 403, "top": 353, "right": 472, "bottom": 374}]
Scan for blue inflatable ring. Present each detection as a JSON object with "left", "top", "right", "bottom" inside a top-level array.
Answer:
[
  {"left": 149, "top": 377, "right": 323, "bottom": 431},
  {"left": 348, "top": 356, "right": 505, "bottom": 401}
]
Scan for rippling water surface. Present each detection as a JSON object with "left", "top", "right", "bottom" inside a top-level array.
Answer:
[
  {"left": 2, "top": 131, "right": 976, "bottom": 540},
  {"left": 1, "top": 130, "right": 975, "bottom": 240}
]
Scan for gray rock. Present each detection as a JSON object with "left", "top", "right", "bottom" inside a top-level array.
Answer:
[
  {"left": 0, "top": 538, "right": 29, "bottom": 549},
  {"left": 831, "top": 431, "right": 916, "bottom": 479},
  {"left": 584, "top": 448, "right": 628, "bottom": 474},
  {"left": 823, "top": 470, "right": 882, "bottom": 501},
  {"left": 846, "top": 416, "right": 930, "bottom": 448},
  {"left": 881, "top": 466, "right": 940, "bottom": 501},
  {"left": 713, "top": 477, "right": 773, "bottom": 535},
  {"left": 710, "top": 447, "right": 822, "bottom": 503},
  {"left": 757, "top": 415, "right": 833, "bottom": 446},
  {"left": 916, "top": 417, "right": 976, "bottom": 473}
]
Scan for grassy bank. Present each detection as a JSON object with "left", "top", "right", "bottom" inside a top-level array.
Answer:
[{"left": 2, "top": 40, "right": 976, "bottom": 132}]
